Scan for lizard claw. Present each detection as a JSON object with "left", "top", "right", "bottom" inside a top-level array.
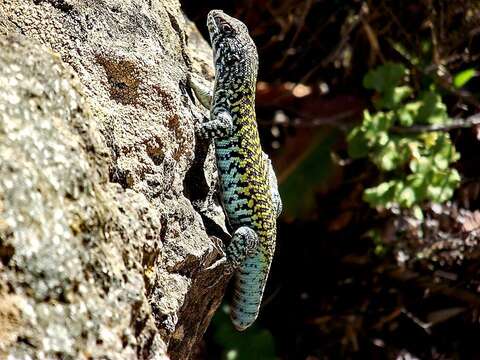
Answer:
[
  {"left": 204, "top": 257, "right": 233, "bottom": 289},
  {"left": 205, "top": 257, "right": 227, "bottom": 272},
  {"left": 205, "top": 256, "right": 234, "bottom": 275}
]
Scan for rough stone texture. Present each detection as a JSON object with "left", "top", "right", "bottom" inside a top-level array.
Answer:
[{"left": 0, "top": 1, "right": 227, "bottom": 359}]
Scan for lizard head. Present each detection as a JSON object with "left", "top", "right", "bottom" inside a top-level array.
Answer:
[{"left": 207, "top": 10, "right": 258, "bottom": 84}]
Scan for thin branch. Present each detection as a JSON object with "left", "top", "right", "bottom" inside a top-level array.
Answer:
[
  {"left": 298, "top": 2, "right": 368, "bottom": 84},
  {"left": 391, "top": 113, "right": 480, "bottom": 134},
  {"left": 292, "top": 110, "right": 358, "bottom": 131},
  {"left": 401, "top": 308, "right": 432, "bottom": 334},
  {"left": 258, "top": 109, "right": 358, "bottom": 132}
]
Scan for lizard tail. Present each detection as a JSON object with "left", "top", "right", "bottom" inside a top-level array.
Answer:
[{"left": 230, "top": 249, "right": 272, "bottom": 331}]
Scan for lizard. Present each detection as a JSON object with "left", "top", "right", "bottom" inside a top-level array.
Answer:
[{"left": 189, "top": 9, "right": 282, "bottom": 331}]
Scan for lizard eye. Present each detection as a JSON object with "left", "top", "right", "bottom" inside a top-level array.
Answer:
[{"left": 221, "top": 23, "right": 234, "bottom": 34}]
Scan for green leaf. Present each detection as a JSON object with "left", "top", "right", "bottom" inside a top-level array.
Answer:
[
  {"left": 427, "top": 185, "right": 450, "bottom": 202},
  {"left": 426, "top": 169, "right": 461, "bottom": 203},
  {"left": 363, "top": 180, "right": 397, "bottom": 208},
  {"left": 373, "top": 141, "right": 400, "bottom": 171},
  {"left": 430, "top": 133, "right": 460, "bottom": 163},
  {"left": 363, "top": 110, "right": 394, "bottom": 133},
  {"left": 398, "top": 185, "right": 416, "bottom": 208},
  {"left": 416, "top": 91, "right": 448, "bottom": 125},
  {"left": 375, "top": 86, "right": 412, "bottom": 110},
  {"left": 397, "top": 101, "right": 422, "bottom": 126},
  {"left": 363, "top": 63, "right": 407, "bottom": 93},
  {"left": 453, "top": 68, "right": 477, "bottom": 88},
  {"left": 376, "top": 131, "right": 389, "bottom": 146},
  {"left": 433, "top": 153, "right": 449, "bottom": 170},
  {"left": 409, "top": 156, "right": 432, "bottom": 174},
  {"left": 412, "top": 205, "right": 424, "bottom": 221},
  {"left": 420, "top": 132, "right": 440, "bottom": 149},
  {"left": 347, "top": 111, "right": 395, "bottom": 159},
  {"left": 406, "top": 173, "right": 428, "bottom": 201},
  {"left": 378, "top": 150, "right": 396, "bottom": 171}
]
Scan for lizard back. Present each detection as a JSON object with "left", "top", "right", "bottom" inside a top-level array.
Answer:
[{"left": 216, "top": 117, "right": 277, "bottom": 330}]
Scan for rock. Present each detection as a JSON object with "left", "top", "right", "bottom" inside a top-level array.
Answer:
[{"left": 0, "top": 1, "right": 226, "bottom": 359}]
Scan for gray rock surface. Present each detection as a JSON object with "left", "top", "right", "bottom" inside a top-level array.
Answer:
[{"left": 0, "top": 1, "right": 227, "bottom": 359}]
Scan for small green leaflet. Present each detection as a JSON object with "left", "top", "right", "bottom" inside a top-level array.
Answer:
[{"left": 453, "top": 68, "right": 477, "bottom": 89}]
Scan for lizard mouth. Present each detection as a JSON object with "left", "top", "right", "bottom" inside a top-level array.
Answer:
[
  {"left": 207, "top": 9, "right": 224, "bottom": 23},
  {"left": 207, "top": 10, "right": 221, "bottom": 33}
]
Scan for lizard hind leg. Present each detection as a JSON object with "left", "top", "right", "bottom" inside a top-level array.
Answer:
[
  {"left": 204, "top": 226, "right": 258, "bottom": 286},
  {"left": 225, "top": 226, "right": 259, "bottom": 272}
]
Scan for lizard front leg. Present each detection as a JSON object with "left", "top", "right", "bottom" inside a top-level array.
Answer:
[
  {"left": 195, "top": 106, "right": 233, "bottom": 139},
  {"left": 189, "top": 75, "right": 213, "bottom": 109},
  {"left": 189, "top": 76, "right": 233, "bottom": 140}
]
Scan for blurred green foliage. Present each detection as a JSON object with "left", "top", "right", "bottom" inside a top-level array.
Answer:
[
  {"left": 211, "top": 305, "right": 276, "bottom": 360},
  {"left": 279, "top": 132, "right": 336, "bottom": 218},
  {"left": 348, "top": 63, "right": 460, "bottom": 216}
]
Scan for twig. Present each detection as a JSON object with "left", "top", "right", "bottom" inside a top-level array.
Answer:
[
  {"left": 299, "top": 2, "right": 368, "bottom": 84},
  {"left": 272, "top": 0, "right": 313, "bottom": 70},
  {"left": 387, "top": 267, "right": 480, "bottom": 307},
  {"left": 262, "top": 111, "right": 480, "bottom": 135},
  {"left": 391, "top": 113, "right": 480, "bottom": 134},
  {"left": 258, "top": 109, "right": 358, "bottom": 132},
  {"left": 401, "top": 308, "right": 432, "bottom": 334},
  {"left": 292, "top": 109, "right": 358, "bottom": 131}
]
